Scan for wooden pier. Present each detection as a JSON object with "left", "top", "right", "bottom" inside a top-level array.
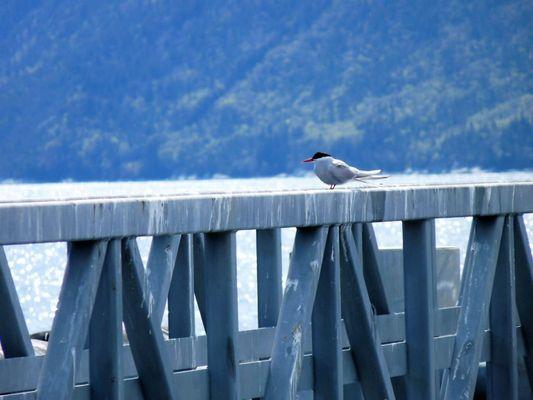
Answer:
[{"left": 0, "top": 182, "right": 531, "bottom": 399}]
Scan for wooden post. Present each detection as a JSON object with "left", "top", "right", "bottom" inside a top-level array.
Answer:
[
  {"left": 312, "top": 226, "right": 343, "bottom": 399},
  {"left": 403, "top": 219, "right": 436, "bottom": 400},
  {"left": 487, "top": 216, "right": 518, "bottom": 399},
  {"left": 513, "top": 215, "right": 533, "bottom": 388},
  {"left": 204, "top": 231, "right": 240, "bottom": 400},
  {"left": 256, "top": 228, "right": 282, "bottom": 328},
  {"left": 90, "top": 239, "right": 124, "bottom": 400},
  {"left": 168, "top": 234, "right": 195, "bottom": 338}
]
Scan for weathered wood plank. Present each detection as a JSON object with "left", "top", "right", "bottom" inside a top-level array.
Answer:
[
  {"left": 204, "top": 231, "right": 240, "bottom": 399},
  {"left": 0, "top": 329, "right": 527, "bottom": 400},
  {"left": 256, "top": 228, "right": 282, "bottom": 328},
  {"left": 168, "top": 234, "right": 195, "bottom": 338},
  {"left": 146, "top": 234, "right": 181, "bottom": 323},
  {"left": 1, "top": 183, "right": 531, "bottom": 245},
  {"left": 440, "top": 216, "right": 504, "bottom": 400},
  {"left": 513, "top": 214, "right": 533, "bottom": 389},
  {"left": 487, "top": 216, "right": 518, "bottom": 399},
  {"left": 403, "top": 219, "right": 437, "bottom": 400},
  {"left": 0, "top": 307, "right": 464, "bottom": 394},
  {"left": 361, "top": 223, "right": 391, "bottom": 314},
  {"left": 37, "top": 240, "right": 107, "bottom": 400},
  {"left": 263, "top": 226, "right": 328, "bottom": 400},
  {"left": 0, "top": 316, "right": 526, "bottom": 396},
  {"left": 192, "top": 233, "right": 207, "bottom": 330},
  {"left": 339, "top": 225, "right": 396, "bottom": 400},
  {"left": 312, "top": 226, "right": 342, "bottom": 399},
  {"left": 121, "top": 239, "right": 177, "bottom": 400},
  {"left": 89, "top": 240, "right": 123, "bottom": 400},
  {"left": 0, "top": 246, "right": 33, "bottom": 358}
]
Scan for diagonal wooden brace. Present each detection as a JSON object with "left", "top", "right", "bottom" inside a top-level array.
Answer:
[
  {"left": 340, "top": 225, "right": 396, "bottom": 400},
  {"left": 440, "top": 216, "right": 504, "bottom": 400},
  {"left": 0, "top": 246, "right": 34, "bottom": 358},
  {"left": 121, "top": 238, "right": 177, "bottom": 400},
  {"left": 37, "top": 240, "right": 107, "bottom": 400},
  {"left": 264, "top": 226, "right": 328, "bottom": 400}
]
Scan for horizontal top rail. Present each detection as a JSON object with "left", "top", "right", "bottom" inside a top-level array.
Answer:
[{"left": 0, "top": 181, "right": 531, "bottom": 245}]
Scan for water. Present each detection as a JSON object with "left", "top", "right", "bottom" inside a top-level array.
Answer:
[{"left": 1, "top": 171, "right": 532, "bottom": 334}]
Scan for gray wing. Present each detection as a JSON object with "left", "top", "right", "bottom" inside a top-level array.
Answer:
[{"left": 328, "top": 159, "right": 357, "bottom": 182}]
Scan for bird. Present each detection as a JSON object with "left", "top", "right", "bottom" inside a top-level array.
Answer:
[{"left": 302, "top": 152, "right": 388, "bottom": 189}]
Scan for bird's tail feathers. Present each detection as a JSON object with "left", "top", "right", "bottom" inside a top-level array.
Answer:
[
  {"left": 364, "top": 174, "right": 389, "bottom": 180},
  {"left": 356, "top": 169, "right": 381, "bottom": 177}
]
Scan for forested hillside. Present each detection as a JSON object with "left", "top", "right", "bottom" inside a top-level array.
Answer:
[{"left": 1, "top": 0, "right": 531, "bottom": 181}]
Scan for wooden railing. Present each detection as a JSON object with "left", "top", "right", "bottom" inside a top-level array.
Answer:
[{"left": 0, "top": 182, "right": 531, "bottom": 399}]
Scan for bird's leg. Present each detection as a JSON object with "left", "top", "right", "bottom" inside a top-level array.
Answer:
[{"left": 332, "top": 184, "right": 336, "bottom": 189}]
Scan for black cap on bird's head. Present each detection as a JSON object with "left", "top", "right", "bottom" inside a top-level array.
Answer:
[{"left": 302, "top": 152, "right": 331, "bottom": 163}]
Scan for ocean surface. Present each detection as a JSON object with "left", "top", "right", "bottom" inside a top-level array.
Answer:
[{"left": 1, "top": 171, "right": 532, "bottom": 334}]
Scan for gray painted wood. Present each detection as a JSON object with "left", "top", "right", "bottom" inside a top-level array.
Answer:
[
  {"left": 339, "top": 225, "right": 396, "bottom": 400},
  {"left": 0, "top": 246, "right": 33, "bottom": 358},
  {"left": 168, "top": 234, "right": 195, "bottom": 338},
  {"left": 0, "top": 309, "right": 525, "bottom": 396},
  {"left": 256, "top": 228, "right": 282, "bottom": 328},
  {"left": 264, "top": 226, "right": 328, "bottom": 400},
  {"left": 37, "top": 240, "right": 107, "bottom": 400},
  {"left": 1, "top": 183, "right": 531, "bottom": 245},
  {"left": 89, "top": 240, "right": 124, "bottom": 400},
  {"left": 204, "top": 231, "right": 240, "bottom": 399},
  {"left": 121, "top": 239, "right": 177, "bottom": 400},
  {"left": 379, "top": 248, "right": 460, "bottom": 312},
  {"left": 362, "top": 223, "right": 392, "bottom": 314},
  {"left": 487, "top": 216, "right": 518, "bottom": 399},
  {"left": 312, "top": 226, "right": 343, "bottom": 400},
  {"left": 0, "top": 329, "right": 527, "bottom": 400},
  {"left": 403, "top": 219, "right": 436, "bottom": 400},
  {"left": 192, "top": 233, "right": 207, "bottom": 330},
  {"left": 146, "top": 234, "right": 182, "bottom": 323},
  {"left": 440, "top": 216, "right": 504, "bottom": 400},
  {"left": 513, "top": 214, "right": 533, "bottom": 389}
]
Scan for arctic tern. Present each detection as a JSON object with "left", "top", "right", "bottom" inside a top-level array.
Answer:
[{"left": 302, "top": 152, "right": 388, "bottom": 189}]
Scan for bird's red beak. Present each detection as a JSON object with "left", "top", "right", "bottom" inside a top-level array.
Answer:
[{"left": 302, "top": 158, "right": 314, "bottom": 163}]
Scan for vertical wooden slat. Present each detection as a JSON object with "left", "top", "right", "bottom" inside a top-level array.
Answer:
[
  {"left": 146, "top": 234, "right": 181, "bottom": 323},
  {"left": 204, "top": 231, "right": 240, "bottom": 400},
  {"left": 441, "top": 216, "right": 504, "bottom": 400},
  {"left": 403, "top": 219, "right": 436, "bottom": 400},
  {"left": 168, "top": 234, "right": 195, "bottom": 338},
  {"left": 339, "top": 225, "right": 396, "bottom": 400},
  {"left": 121, "top": 239, "right": 177, "bottom": 400},
  {"left": 256, "top": 228, "right": 282, "bottom": 328},
  {"left": 90, "top": 239, "right": 124, "bottom": 400},
  {"left": 312, "top": 226, "right": 342, "bottom": 400},
  {"left": 264, "top": 226, "right": 328, "bottom": 400},
  {"left": 362, "top": 223, "right": 391, "bottom": 314},
  {"left": 343, "top": 223, "right": 365, "bottom": 399},
  {"left": 513, "top": 215, "right": 533, "bottom": 388},
  {"left": 193, "top": 233, "right": 208, "bottom": 330},
  {"left": 487, "top": 216, "right": 518, "bottom": 399},
  {"left": 0, "top": 246, "right": 34, "bottom": 358},
  {"left": 37, "top": 240, "right": 107, "bottom": 400}
]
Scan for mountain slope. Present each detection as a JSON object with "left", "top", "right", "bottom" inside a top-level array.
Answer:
[{"left": 0, "top": 0, "right": 531, "bottom": 181}]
